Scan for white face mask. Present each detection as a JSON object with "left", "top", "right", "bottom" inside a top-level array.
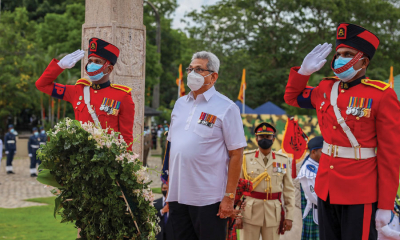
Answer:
[{"left": 187, "top": 71, "right": 212, "bottom": 91}]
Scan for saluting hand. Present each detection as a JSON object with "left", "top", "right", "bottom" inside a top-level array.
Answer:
[
  {"left": 298, "top": 43, "right": 332, "bottom": 76},
  {"left": 57, "top": 49, "right": 85, "bottom": 69}
]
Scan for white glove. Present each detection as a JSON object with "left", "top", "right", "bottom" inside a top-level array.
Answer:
[
  {"left": 376, "top": 209, "right": 392, "bottom": 229},
  {"left": 298, "top": 43, "right": 333, "bottom": 76},
  {"left": 57, "top": 49, "right": 85, "bottom": 69},
  {"left": 29, "top": 154, "right": 32, "bottom": 157},
  {"left": 5, "top": 151, "right": 9, "bottom": 154}
]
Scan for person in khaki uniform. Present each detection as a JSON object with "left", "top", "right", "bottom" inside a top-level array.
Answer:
[{"left": 239, "top": 122, "right": 295, "bottom": 240}]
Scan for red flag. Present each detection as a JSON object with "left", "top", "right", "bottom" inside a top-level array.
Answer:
[{"left": 281, "top": 117, "right": 309, "bottom": 178}]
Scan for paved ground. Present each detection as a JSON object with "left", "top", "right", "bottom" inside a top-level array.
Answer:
[{"left": 0, "top": 152, "right": 164, "bottom": 209}]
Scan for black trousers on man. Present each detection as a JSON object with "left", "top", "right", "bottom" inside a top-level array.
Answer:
[
  {"left": 166, "top": 201, "right": 227, "bottom": 240},
  {"left": 318, "top": 195, "right": 377, "bottom": 240}
]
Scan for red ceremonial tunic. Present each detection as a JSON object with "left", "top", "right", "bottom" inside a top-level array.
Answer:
[
  {"left": 35, "top": 59, "right": 135, "bottom": 150},
  {"left": 285, "top": 66, "right": 400, "bottom": 209}
]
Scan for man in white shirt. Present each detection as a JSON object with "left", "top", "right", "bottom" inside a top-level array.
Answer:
[
  {"left": 297, "top": 136, "right": 323, "bottom": 239},
  {"left": 166, "top": 51, "right": 247, "bottom": 240}
]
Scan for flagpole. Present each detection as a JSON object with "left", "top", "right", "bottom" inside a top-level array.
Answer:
[{"left": 243, "top": 83, "right": 245, "bottom": 114}]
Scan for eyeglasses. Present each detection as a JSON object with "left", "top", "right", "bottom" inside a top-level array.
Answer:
[{"left": 186, "top": 67, "right": 214, "bottom": 74}]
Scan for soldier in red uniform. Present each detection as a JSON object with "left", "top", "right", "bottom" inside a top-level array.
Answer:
[
  {"left": 36, "top": 38, "right": 135, "bottom": 150},
  {"left": 285, "top": 23, "right": 400, "bottom": 240}
]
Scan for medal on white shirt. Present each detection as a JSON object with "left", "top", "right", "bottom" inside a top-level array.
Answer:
[{"left": 198, "top": 112, "right": 217, "bottom": 128}]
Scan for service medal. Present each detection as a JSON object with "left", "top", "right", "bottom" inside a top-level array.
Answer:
[
  {"left": 351, "top": 107, "right": 357, "bottom": 115},
  {"left": 278, "top": 168, "right": 282, "bottom": 173},
  {"left": 358, "top": 108, "right": 365, "bottom": 117},
  {"left": 346, "top": 107, "right": 352, "bottom": 115},
  {"left": 100, "top": 105, "right": 105, "bottom": 111}
]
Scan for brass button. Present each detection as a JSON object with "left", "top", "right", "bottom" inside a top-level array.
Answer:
[
  {"left": 251, "top": 171, "right": 254, "bottom": 173},
  {"left": 265, "top": 189, "right": 267, "bottom": 192},
  {"left": 365, "top": 80, "right": 369, "bottom": 82},
  {"left": 264, "top": 199, "right": 266, "bottom": 202},
  {"left": 341, "top": 90, "right": 345, "bottom": 93},
  {"left": 278, "top": 173, "right": 280, "bottom": 176},
  {"left": 107, "top": 113, "right": 110, "bottom": 115},
  {"left": 75, "top": 107, "right": 77, "bottom": 109},
  {"left": 265, "top": 178, "right": 267, "bottom": 181},
  {"left": 320, "top": 106, "right": 322, "bottom": 110},
  {"left": 333, "top": 126, "right": 337, "bottom": 130},
  {"left": 94, "top": 91, "right": 98, "bottom": 93},
  {"left": 280, "top": 203, "right": 282, "bottom": 205},
  {"left": 330, "top": 165, "right": 334, "bottom": 169},
  {"left": 356, "top": 117, "right": 360, "bottom": 120}
]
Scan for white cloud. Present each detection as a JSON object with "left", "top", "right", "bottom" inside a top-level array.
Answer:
[{"left": 171, "top": 0, "right": 219, "bottom": 30}]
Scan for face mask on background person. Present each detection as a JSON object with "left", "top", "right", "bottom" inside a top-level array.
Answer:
[
  {"left": 41, "top": 130, "right": 46, "bottom": 134},
  {"left": 34, "top": 132, "right": 39, "bottom": 136},
  {"left": 333, "top": 56, "right": 364, "bottom": 82},
  {"left": 162, "top": 190, "right": 167, "bottom": 197},
  {"left": 86, "top": 63, "right": 108, "bottom": 81},
  {"left": 10, "top": 128, "right": 14, "bottom": 133},
  {"left": 187, "top": 71, "right": 212, "bottom": 91},
  {"left": 258, "top": 138, "right": 273, "bottom": 150}
]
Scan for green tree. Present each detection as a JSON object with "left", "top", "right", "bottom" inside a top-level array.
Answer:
[{"left": 0, "top": 7, "right": 40, "bottom": 129}]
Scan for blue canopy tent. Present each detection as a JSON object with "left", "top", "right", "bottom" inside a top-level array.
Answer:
[
  {"left": 253, "top": 101, "right": 286, "bottom": 115},
  {"left": 235, "top": 100, "right": 256, "bottom": 114}
]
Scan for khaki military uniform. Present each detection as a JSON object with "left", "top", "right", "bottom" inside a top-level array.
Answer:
[{"left": 240, "top": 149, "right": 295, "bottom": 240}]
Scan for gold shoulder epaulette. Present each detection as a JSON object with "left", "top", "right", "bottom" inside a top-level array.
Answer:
[
  {"left": 322, "top": 76, "right": 340, "bottom": 81},
  {"left": 361, "top": 79, "right": 390, "bottom": 91},
  {"left": 274, "top": 151, "right": 289, "bottom": 159},
  {"left": 75, "top": 78, "right": 92, "bottom": 86},
  {"left": 111, "top": 84, "right": 132, "bottom": 93},
  {"left": 244, "top": 149, "right": 257, "bottom": 155}
]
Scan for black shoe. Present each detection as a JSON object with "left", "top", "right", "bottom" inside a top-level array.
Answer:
[
  {"left": 30, "top": 173, "right": 38, "bottom": 177},
  {"left": 7, "top": 171, "right": 15, "bottom": 174}
]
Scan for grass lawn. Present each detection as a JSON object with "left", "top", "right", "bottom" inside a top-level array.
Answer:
[
  {"left": 0, "top": 197, "right": 76, "bottom": 240},
  {"left": 0, "top": 188, "right": 163, "bottom": 239}
]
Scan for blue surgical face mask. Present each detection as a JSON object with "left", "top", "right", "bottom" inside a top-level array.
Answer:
[
  {"left": 34, "top": 132, "right": 39, "bottom": 136},
  {"left": 87, "top": 63, "right": 108, "bottom": 81},
  {"left": 41, "top": 130, "right": 45, "bottom": 134},
  {"left": 333, "top": 56, "right": 364, "bottom": 82},
  {"left": 10, "top": 128, "right": 14, "bottom": 133}
]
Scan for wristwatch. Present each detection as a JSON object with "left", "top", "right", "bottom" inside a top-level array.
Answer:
[{"left": 224, "top": 193, "right": 235, "bottom": 199}]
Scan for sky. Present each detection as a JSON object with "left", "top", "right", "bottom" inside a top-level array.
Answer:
[{"left": 171, "top": 0, "right": 219, "bottom": 30}]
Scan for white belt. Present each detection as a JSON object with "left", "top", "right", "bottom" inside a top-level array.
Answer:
[
  {"left": 31, "top": 145, "right": 40, "bottom": 148},
  {"left": 7, "top": 140, "right": 15, "bottom": 144},
  {"left": 322, "top": 141, "right": 376, "bottom": 160}
]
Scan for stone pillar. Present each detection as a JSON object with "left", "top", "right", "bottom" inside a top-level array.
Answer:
[{"left": 81, "top": 0, "right": 146, "bottom": 159}]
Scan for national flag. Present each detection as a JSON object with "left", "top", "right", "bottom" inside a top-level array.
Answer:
[
  {"left": 281, "top": 117, "right": 309, "bottom": 178},
  {"left": 176, "top": 64, "right": 185, "bottom": 97},
  {"left": 237, "top": 69, "right": 246, "bottom": 103},
  {"left": 389, "top": 66, "right": 394, "bottom": 89},
  {"left": 161, "top": 140, "right": 171, "bottom": 184}
]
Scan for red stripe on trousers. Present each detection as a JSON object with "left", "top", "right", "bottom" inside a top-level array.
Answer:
[{"left": 362, "top": 203, "right": 372, "bottom": 240}]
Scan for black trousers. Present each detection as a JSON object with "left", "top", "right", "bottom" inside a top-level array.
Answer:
[
  {"left": 30, "top": 152, "right": 37, "bottom": 169},
  {"left": 318, "top": 196, "right": 377, "bottom": 240},
  {"left": 6, "top": 150, "right": 15, "bottom": 166},
  {"left": 166, "top": 201, "right": 227, "bottom": 240}
]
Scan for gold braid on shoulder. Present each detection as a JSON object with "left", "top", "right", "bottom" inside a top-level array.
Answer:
[{"left": 242, "top": 155, "right": 272, "bottom": 199}]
